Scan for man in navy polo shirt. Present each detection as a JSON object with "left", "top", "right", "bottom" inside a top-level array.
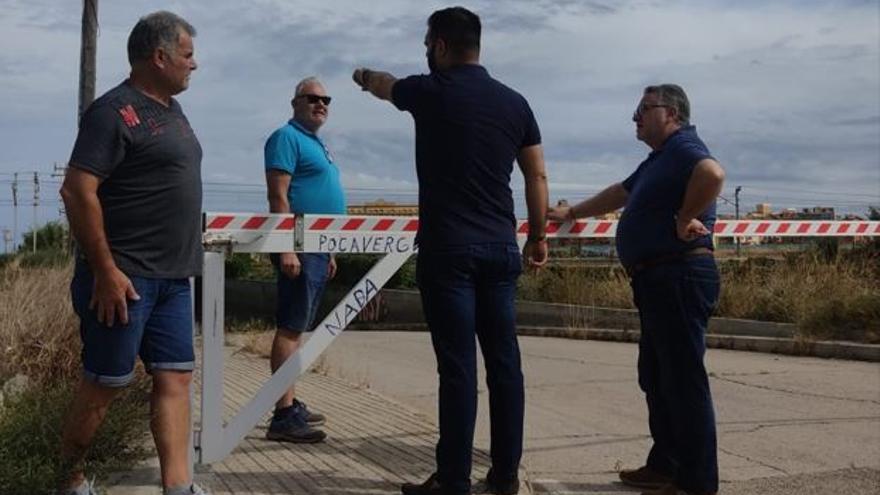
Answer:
[
  {"left": 548, "top": 84, "right": 725, "bottom": 495},
  {"left": 263, "top": 76, "right": 346, "bottom": 444},
  {"left": 352, "top": 7, "right": 549, "bottom": 495}
]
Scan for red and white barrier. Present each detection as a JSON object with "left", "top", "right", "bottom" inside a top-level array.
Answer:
[{"left": 203, "top": 213, "right": 880, "bottom": 251}]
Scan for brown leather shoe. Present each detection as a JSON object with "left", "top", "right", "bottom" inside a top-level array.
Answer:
[
  {"left": 640, "top": 484, "right": 717, "bottom": 495},
  {"left": 619, "top": 466, "right": 674, "bottom": 489}
]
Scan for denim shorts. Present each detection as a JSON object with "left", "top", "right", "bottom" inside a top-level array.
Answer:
[
  {"left": 70, "top": 262, "right": 195, "bottom": 387},
  {"left": 271, "top": 253, "right": 330, "bottom": 333}
]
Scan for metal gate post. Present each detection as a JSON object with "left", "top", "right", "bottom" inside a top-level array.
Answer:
[
  {"left": 198, "top": 250, "right": 226, "bottom": 464},
  {"left": 201, "top": 250, "right": 411, "bottom": 463}
]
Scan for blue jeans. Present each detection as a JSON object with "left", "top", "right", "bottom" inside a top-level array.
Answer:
[
  {"left": 631, "top": 256, "right": 720, "bottom": 493},
  {"left": 271, "top": 253, "right": 330, "bottom": 332},
  {"left": 71, "top": 261, "right": 195, "bottom": 387},
  {"left": 416, "top": 243, "right": 524, "bottom": 494}
]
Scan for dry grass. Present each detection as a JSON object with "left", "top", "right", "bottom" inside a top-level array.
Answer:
[
  {"left": 0, "top": 259, "right": 152, "bottom": 493},
  {"left": 520, "top": 248, "right": 880, "bottom": 343},
  {"left": 0, "top": 262, "right": 81, "bottom": 383},
  {"left": 718, "top": 253, "right": 880, "bottom": 342}
]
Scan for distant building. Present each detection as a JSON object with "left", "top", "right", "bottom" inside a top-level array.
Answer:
[
  {"left": 347, "top": 199, "right": 418, "bottom": 216},
  {"left": 798, "top": 206, "right": 835, "bottom": 220},
  {"left": 755, "top": 203, "right": 772, "bottom": 217}
]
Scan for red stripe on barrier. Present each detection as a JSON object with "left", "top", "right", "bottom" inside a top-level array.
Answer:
[
  {"left": 817, "top": 223, "right": 831, "bottom": 234},
  {"left": 797, "top": 223, "right": 811, "bottom": 234},
  {"left": 856, "top": 223, "right": 869, "bottom": 234},
  {"left": 733, "top": 222, "right": 749, "bottom": 234},
  {"left": 518, "top": 222, "right": 530, "bottom": 234},
  {"left": 373, "top": 219, "right": 394, "bottom": 231},
  {"left": 875, "top": 224, "right": 880, "bottom": 234},
  {"left": 595, "top": 222, "right": 612, "bottom": 234},
  {"left": 207, "top": 216, "right": 233, "bottom": 229},
  {"left": 310, "top": 218, "right": 333, "bottom": 230},
  {"left": 756, "top": 222, "right": 770, "bottom": 234},
  {"left": 777, "top": 223, "right": 791, "bottom": 234},
  {"left": 713, "top": 222, "right": 727, "bottom": 233},
  {"left": 242, "top": 216, "right": 268, "bottom": 230},
  {"left": 570, "top": 221, "right": 586, "bottom": 234},
  {"left": 837, "top": 224, "right": 850, "bottom": 234},
  {"left": 403, "top": 220, "right": 419, "bottom": 231},
  {"left": 547, "top": 222, "right": 560, "bottom": 234},
  {"left": 277, "top": 217, "right": 295, "bottom": 230},
  {"left": 342, "top": 218, "right": 366, "bottom": 231}
]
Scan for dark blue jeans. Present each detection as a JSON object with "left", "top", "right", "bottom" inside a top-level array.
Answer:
[
  {"left": 631, "top": 256, "right": 720, "bottom": 493},
  {"left": 417, "top": 243, "right": 524, "bottom": 494}
]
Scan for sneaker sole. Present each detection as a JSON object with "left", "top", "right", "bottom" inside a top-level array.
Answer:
[
  {"left": 265, "top": 430, "right": 327, "bottom": 443},
  {"left": 306, "top": 418, "right": 326, "bottom": 427}
]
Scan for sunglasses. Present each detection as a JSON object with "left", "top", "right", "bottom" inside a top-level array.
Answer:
[
  {"left": 632, "top": 103, "right": 669, "bottom": 120},
  {"left": 295, "top": 94, "right": 332, "bottom": 106}
]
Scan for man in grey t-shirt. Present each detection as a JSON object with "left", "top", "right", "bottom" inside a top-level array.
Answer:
[{"left": 57, "top": 11, "right": 206, "bottom": 495}]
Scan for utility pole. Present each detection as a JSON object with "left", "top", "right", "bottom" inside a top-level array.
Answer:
[
  {"left": 11, "top": 172, "right": 18, "bottom": 253},
  {"left": 2, "top": 228, "right": 10, "bottom": 254},
  {"left": 32, "top": 172, "right": 40, "bottom": 254},
  {"left": 734, "top": 186, "right": 742, "bottom": 257},
  {"left": 79, "top": 0, "right": 99, "bottom": 120}
]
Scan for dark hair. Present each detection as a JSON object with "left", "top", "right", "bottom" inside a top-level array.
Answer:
[
  {"left": 427, "top": 6, "right": 481, "bottom": 58},
  {"left": 127, "top": 11, "right": 196, "bottom": 65},
  {"left": 644, "top": 84, "right": 690, "bottom": 125}
]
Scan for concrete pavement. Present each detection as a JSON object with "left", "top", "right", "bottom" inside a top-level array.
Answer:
[
  {"left": 106, "top": 341, "right": 528, "bottom": 495},
  {"left": 107, "top": 330, "right": 880, "bottom": 494},
  {"left": 319, "top": 332, "right": 880, "bottom": 494}
]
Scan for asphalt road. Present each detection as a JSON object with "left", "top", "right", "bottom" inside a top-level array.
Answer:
[{"left": 319, "top": 331, "right": 880, "bottom": 495}]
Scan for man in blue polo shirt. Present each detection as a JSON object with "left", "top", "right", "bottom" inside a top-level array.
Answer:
[
  {"left": 548, "top": 84, "right": 725, "bottom": 495},
  {"left": 352, "top": 7, "right": 549, "bottom": 495},
  {"left": 263, "top": 76, "right": 346, "bottom": 444}
]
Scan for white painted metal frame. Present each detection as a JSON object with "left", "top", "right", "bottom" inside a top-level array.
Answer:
[
  {"left": 195, "top": 213, "right": 880, "bottom": 464},
  {"left": 197, "top": 213, "right": 417, "bottom": 464}
]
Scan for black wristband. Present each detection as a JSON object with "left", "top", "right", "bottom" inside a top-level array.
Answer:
[{"left": 527, "top": 234, "right": 547, "bottom": 242}]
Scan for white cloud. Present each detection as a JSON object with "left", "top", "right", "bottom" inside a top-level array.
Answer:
[{"left": 0, "top": 0, "right": 877, "bottom": 237}]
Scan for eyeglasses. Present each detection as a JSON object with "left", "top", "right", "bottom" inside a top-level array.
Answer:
[
  {"left": 632, "top": 103, "right": 669, "bottom": 120},
  {"left": 295, "top": 94, "right": 332, "bottom": 106}
]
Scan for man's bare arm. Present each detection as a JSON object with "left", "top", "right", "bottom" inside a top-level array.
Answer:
[
  {"left": 353, "top": 68, "right": 398, "bottom": 102},
  {"left": 266, "top": 169, "right": 292, "bottom": 214},
  {"left": 548, "top": 182, "right": 628, "bottom": 221},
  {"left": 60, "top": 167, "right": 139, "bottom": 326},
  {"left": 265, "top": 169, "right": 302, "bottom": 278},
  {"left": 517, "top": 144, "right": 549, "bottom": 267},
  {"left": 676, "top": 158, "right": 725, "bottom": 241}
]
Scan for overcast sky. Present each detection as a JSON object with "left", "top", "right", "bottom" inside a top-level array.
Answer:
[{"left": 1, "top": 0, "right": 878, "bottom": 248}]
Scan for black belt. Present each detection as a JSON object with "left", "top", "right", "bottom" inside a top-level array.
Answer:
[{"left": 626, "top": 247, "right": 713, "bottom": 277}]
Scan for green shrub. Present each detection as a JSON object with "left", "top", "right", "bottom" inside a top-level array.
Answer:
[
  {"left": 332, "top": 254, "right": 417, "bottom": 289},
  {"left": 18, "top": 221, "right": 69, "bottom": 254},
  {"left": 0, "top": 377, "right": 150, "bottom": 494},
  {"left": 225, "top": 253, "right": 255, "bottom": 279}
]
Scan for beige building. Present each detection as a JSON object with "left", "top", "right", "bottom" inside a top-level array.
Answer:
[{"left": 347, "top": 199, "right": 418, "bottom": 216}]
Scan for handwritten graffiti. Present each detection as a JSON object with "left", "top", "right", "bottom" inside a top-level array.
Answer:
[
  {"left": 318, "top": 234, "right": 415, "bottom": 253},
  {"left": 356, "top": 292, "right": 387, "bottom": 322},
  {"left": 322, "top": 277, "right": 380, "bottom": 336}
]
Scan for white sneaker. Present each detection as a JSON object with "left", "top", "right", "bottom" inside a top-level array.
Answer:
[{"left": 58, "top": 478, "right": 97, "bottom": 495}]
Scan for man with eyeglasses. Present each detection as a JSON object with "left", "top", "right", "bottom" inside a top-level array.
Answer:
[
  {"left": 548, "top": 84, "right": 724, "bottom": 495},
  {"left": 262, "top": 76, "right": 345, "bottom": 444},
  {"left": 352, "top": 6, "right": 549, "bottom": 495}
]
